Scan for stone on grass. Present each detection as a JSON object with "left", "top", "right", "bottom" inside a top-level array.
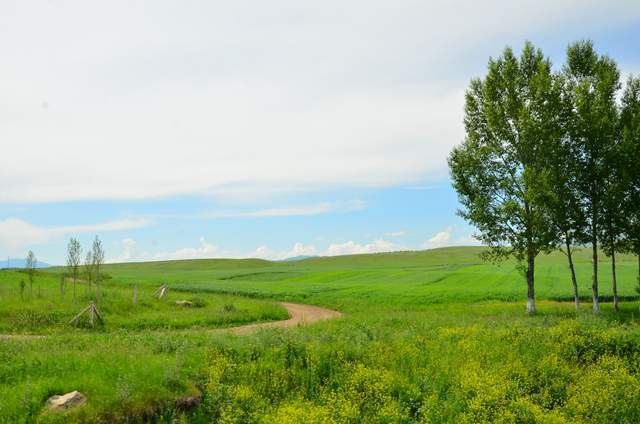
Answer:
[
  {"left": 46, "top": 391, "right": 86, "bottom": 410},
  {"left": 176, "top": 393, "right": 203, "bottom": 410}
]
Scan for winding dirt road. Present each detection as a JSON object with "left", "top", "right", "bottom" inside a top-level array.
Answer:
[
  {"left": 216, "top": 301, "right": 343, "bottom": 335},
  {"left": 0, "top": 302, "right": 342, "bottom": 340}
]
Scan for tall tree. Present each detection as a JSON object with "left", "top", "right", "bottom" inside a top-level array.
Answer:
[
  {"left": 25, "top": 250, "right": 37, "bottom": 299},
  {"left": 92, "top": 236, "right": 105, "bottom": 302},
  {"left": 563, "top": 41, "right": 620, "bottom": 313},
  {"left": 543, "top": 93, "right": 587, "bottom": 310},
  {"left": 601, "top": 133, "right": 625, "bottom": 311},
  {"left": 448, "top": 42, "right": 562, "bottom": 314},
  {"left": 620, "top": 76, "right": 640, "bottom": 284},
  {"left": 66, "top": 238, "right": 82, "bottom": 299}
]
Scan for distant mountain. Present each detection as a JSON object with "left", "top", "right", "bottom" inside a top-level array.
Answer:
[
  {"left": 280, "top": 255, "right": 315, "bottom": 262},
  {"left": 0, "top": 258, "right": 52, "bottom": 269}
]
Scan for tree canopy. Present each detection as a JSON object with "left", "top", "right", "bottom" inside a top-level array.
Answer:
[{"left": 450, "top": 40, "right": 640, "bottom": 314}]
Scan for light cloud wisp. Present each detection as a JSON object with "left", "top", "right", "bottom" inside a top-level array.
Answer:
[{"left": 0, "top": 217, "right": 152, "bottom": 253}]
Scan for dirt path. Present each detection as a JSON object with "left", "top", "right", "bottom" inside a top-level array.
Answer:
[
  {"left": 215, "top": 302, "right": 343, "bottom": 335},
  {"left": 0, "top": 302, "right": 342, "bottom": 340}
]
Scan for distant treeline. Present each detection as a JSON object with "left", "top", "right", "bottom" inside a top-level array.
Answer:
[{"left": 449, "top": 40, "right": 640, "bottom": 314}]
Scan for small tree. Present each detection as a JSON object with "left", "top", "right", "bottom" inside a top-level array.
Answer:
[
  {"left": 25, "top": 250, "right": 37, "bottom": 299},
  {"left": 60, "top": 274, "right": 66, "bottom": 297},
  {"left": 91, "top": 236, "right": 105, "bottom": 302},
  {"left": 84, "top": 251, "right": 94, "bottom": 290},
  {"left": 20, "top": 279, "right": 26, "bottom": 301},
  {"left": 66, "top": 238, "right": 82, "bottom": 299}
]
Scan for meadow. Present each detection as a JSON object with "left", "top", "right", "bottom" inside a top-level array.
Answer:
[{"left": 1, "top": 246, "right": 640, "bottom": 422}]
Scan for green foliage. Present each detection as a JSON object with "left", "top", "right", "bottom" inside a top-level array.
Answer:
[
  {"left": 449, "top": 41, "right": 568, "bottom": 313},
  {"left": 449, "top": 42, "right": 560, "bottom": 263},
  {"left": 565, "top": 355, "right": 640, "bottom": 423},
  {"left": 621, "top": 76, "right": 640, "bottom": 260},
  {"left": 197, "top": 312, "right": 640, "bottom": 423}
]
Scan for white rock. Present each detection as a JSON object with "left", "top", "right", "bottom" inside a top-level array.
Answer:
[{"left": 46, "top": 391, "right": 86, "bottom": 410}]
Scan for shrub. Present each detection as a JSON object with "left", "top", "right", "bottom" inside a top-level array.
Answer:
[{"left": 565, "top": 355, "right": 640, "bottom": 423}]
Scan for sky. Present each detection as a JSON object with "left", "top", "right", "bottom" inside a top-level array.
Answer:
[{"left": 1, "top": 1, "right": 640, "bottom": 265}]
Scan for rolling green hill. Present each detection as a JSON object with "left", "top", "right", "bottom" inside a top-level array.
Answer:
[{"left": 98, "top": 246, "right": 639, "bottom": 311}]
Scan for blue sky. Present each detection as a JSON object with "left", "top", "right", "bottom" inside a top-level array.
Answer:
[{"left": 1, "top": 1, "right": 639, "bottom": 264}]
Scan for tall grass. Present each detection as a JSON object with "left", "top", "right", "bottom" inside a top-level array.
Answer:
[
  {"left": 0, "top": 270, "right": 287, "bottom": 334},
  {"left": 200, "top": 302, "right": 640, "bottom": 423}
]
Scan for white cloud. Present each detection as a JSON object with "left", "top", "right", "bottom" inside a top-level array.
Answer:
[
  {"left": 152, "top": 236, "right": 219, "bottom": 261},
  {"left": 323, "top": 239, "right": 405, "bottom": 256},
  {"left": 244, "top": 242, "right": 317, "bottom": 260},
  {"left": 109, "top": 238, "right": 150, "bottom": 263},
  {"left": 282, "top": 242, "right": 317, "bottom": 258},
  {"left": 455, "top": 235, "right": 481, "bottom": 245},
  {"left": 245, "top": 245, "right": 274, "bottom": 260},
  {"left": 111, "top": 239, "right": 316, "bottom": 262},
  {"left": 205, "top": 200, "right": 365, "bottom": 219},
  {"left": 385, "top": 230, "right": 406, "bottom": 237},
  {"left": 0, "top": 217, "right": 152, "bottom": 252},
  {"left": 118, "top": 238, "right": 137, "bottom": 260},
  {"left": 2, "top": 1, "right": 638, "bottom": 203},
  {"left": 111, "top": 238, "right": 408, "bottom": 263},
  {"left": 107, "top": 232, "right": 481, "bottom": 263},
  {"left": 425, "top": 227, "right": 453, "bottom": 247},
  {"left": 422, "top": 227, "right": 482, "bottom": 249}
]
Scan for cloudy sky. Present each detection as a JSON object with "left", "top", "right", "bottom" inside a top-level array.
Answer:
[{"left": 1, "top": 1, "right": 639, "bottom": 264}]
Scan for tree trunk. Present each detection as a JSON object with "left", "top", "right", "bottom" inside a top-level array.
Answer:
[
  {"left": 592, "top": 222, "right": 600, "bottom": 314},
  {"left": 612, "top": 247, "right": 619, "bottom": 311},
  {"left": 526, "top": 248, "right": 536, "bottom": 314},
  {"left": 565, "top": 235, "right": 579, "bottom": 310}
]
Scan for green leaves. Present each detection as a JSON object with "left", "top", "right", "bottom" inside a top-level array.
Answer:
[
  {"left": 450, "top": 42, "right": 560, "bottom": 263},
  {"left": 449, "top": 40, "right": 640, "bottom": 313}
]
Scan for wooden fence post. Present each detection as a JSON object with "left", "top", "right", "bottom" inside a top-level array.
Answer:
[
  {"left": 69, "top": 302, "right": 103, "bottom": 328},
  {"left": 153, "top": 284, "right": 168, "bottom": 299}
]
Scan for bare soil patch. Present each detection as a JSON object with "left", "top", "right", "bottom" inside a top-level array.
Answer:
[{"left": 216, "top": 302, "right": 342, "bottom": 335}]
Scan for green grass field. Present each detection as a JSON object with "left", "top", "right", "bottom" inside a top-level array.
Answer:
[
  {"left": 102, "top": 246, "right": 640, "bottom": 309},
  {"left": 1, "top": 246, "right": 640, "bottom": 422},
  {"left": 0, "top": 270, "right": 287, "bottom": 334}
]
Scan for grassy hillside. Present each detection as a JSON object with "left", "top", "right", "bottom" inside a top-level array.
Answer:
[
  {"left": 2, "top": 246, "right": 640, "bottom": 422},
  {"left": 99, "top": 246, "right": 639, "bottom": 310}
]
